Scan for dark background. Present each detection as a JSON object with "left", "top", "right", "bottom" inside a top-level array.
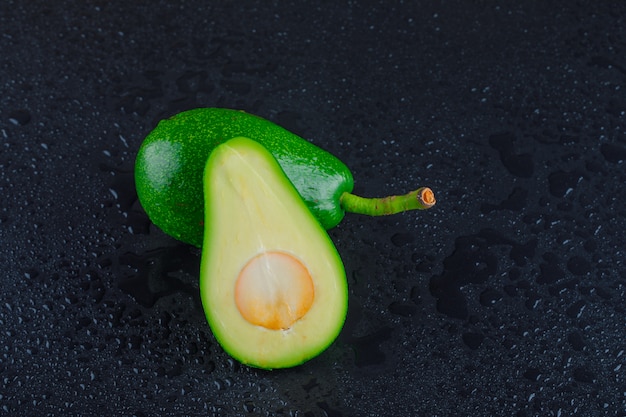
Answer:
[{"left": 2, "top": 1, "right": 625, "bottom": 416}]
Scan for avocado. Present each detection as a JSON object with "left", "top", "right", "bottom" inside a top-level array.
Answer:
[
  {"left": 135, "top": 108, "right": 435, "bottom": 247},
  {"left": 200, "top": 137, "right": 348, "bottom": 369}
]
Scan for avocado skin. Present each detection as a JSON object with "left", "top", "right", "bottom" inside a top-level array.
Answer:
[{"left": 135, "top": 108, "right": 354, "bottom": 247}]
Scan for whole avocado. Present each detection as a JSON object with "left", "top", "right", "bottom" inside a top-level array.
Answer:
[{"left": 135, "top": 108, "right": 354, "bottom": 247}]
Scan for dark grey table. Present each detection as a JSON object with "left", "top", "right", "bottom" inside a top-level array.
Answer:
[{"left": 2, "top": 1, "right": 624, "bottom": 415}]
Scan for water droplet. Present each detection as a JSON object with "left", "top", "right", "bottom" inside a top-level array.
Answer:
[
  {"left": 479, "top": 288, "right": 502, "bottom": 306},
  {"left": 548, "top": 170, "right": 582, "bottom": 198},
  {"left": 567, "top": 331, "right": 586, "bottom": 351},
  {"left": 488, "top": 132, "right": 534, "bottom": 177},
  {"left": 117, "top": 246, "right": 199, "bottom": 308},
  {"left": 566, "top": 255, "right": 591, "bottom": 276},
  {"left": 565, "top": 300, "right": 586, "bottom": 319},
  {"left": 388, "top": 301, "right": 417, "bottom": 317},
  {"left": 8, "top": 109, "right": 31, "bottom": 126},
  {"left": 600, "top": 143, "right": 626, "bottom": 163},
  {"left": 348, "top": 326, "right": 393, "bottom": 367},
  {"left": 243, "top": 401, "right": 255, "bottom": 413},
  {"left": 390, "top": 232, "right": 414, "bottom": 247},
  {"left": 462, "top": 332, "right": 484, "bottom": 350},
  {"left": 572, "top": 366, "right": 595, "bottom": 383},
  {"left": 537, "top": 253, "right": 565, "bottom": 285},
  {"left": 481, "top": 187, "right": 528, "bottom": 214},
  {"left": 523, "top": 367, "right": 541, "bottom": 381}
]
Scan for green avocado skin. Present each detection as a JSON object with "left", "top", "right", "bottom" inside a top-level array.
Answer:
[{"left": 135, "top": 108, "right": 354, "bottom": 247}]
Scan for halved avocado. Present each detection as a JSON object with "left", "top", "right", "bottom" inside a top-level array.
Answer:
[{"left": 199, "top": 137, "right": 348, "bottom": 369}]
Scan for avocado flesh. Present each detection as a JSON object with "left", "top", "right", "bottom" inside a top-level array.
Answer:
[{"left": 200, "top": 137, "right": 348, "bottom": 369}]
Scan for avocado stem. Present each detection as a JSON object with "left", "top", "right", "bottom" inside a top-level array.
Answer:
[{"left": 339, "top": 187, "right": 436, "bottom": 217}]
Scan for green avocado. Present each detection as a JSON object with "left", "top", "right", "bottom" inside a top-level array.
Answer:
[
  {"left": 135, "top": 108, "right": 351, "bottom": 247},
  {"left": 200, "top": 137, "right": 348, "bottom": 369},
  {"left": 135, "top": 107, "right": 436, "bottom": 247}
]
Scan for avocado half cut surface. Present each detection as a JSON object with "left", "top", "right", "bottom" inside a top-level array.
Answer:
[{"left": 199, "top": 137, "right": 348, "bottom": 369}]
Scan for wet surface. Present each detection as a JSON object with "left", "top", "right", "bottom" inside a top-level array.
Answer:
[{"left": 2, "top": 1, "right": 626, "bottom": 415}]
